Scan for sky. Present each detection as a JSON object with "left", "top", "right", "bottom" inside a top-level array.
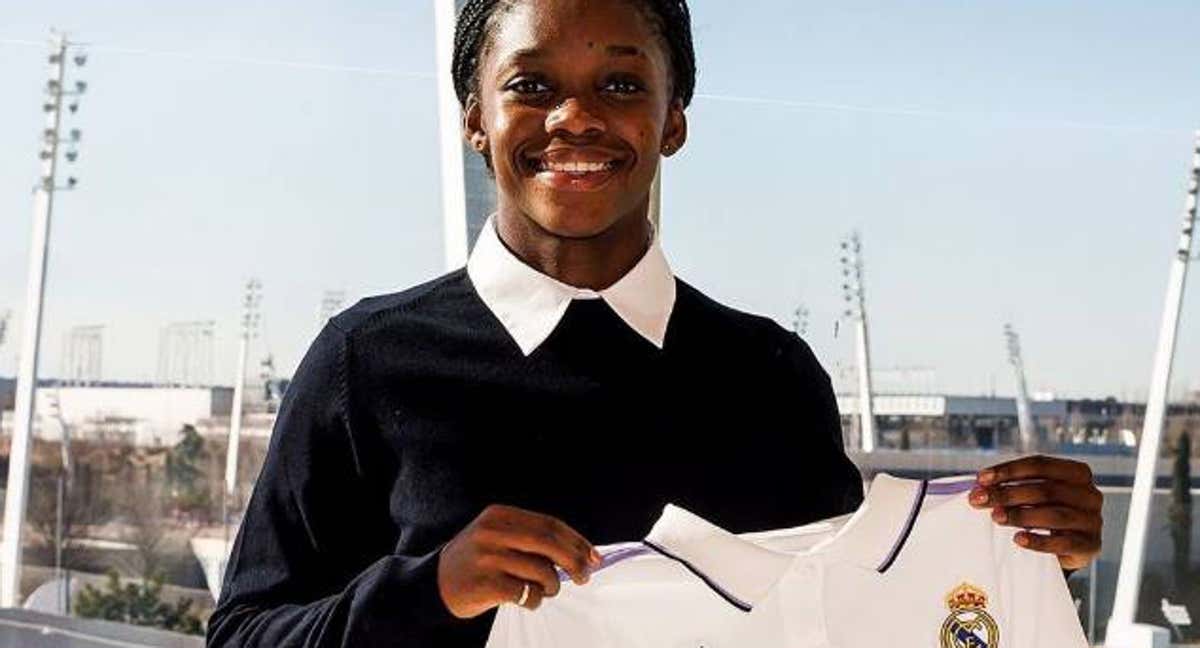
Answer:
[{"left": 1, "top": 0, "right": 1199, "bottom": 400}]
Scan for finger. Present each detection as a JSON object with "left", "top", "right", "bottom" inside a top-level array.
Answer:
[
  {"left": 971, "top": 480, "right": 1103, "bottom": 512},
  {"left": 978, "top": 454, "right": 1093, "bottom": 487},
  {"left": 487, "top": 511, "right": 596, "bottom": 584},
  {"left": 490, "top": 573, "right": 546, "bottom": 610},
  {"left": 492, "top": 549, "right": 562, "bottom": 598},
  {"left": 1013, "top": 529, "right": 1101, "bottom": 559},
  {"left": 991, "top": 505, "right": 1102, "bottom": 533}
]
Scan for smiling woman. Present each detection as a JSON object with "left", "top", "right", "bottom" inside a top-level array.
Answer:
[
  {"left": 203, "top": 2, "right": 1100, "bottom": 648},
  {"left": 457, "top": 0, "right": 692, "bottom": 288}
]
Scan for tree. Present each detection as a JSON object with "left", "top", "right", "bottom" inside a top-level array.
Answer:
[
  {"left": 26, "top": 457, "right": 112, "bottom": 570},
  {"left": 165, "top": 424, "right": 211, "bottom": 519},
  {"left": 75, "top": 569, "right": 202, "bottom": 635},
  {"left": 1168, "top": 431, "right": 1193, "bottom": 591}
]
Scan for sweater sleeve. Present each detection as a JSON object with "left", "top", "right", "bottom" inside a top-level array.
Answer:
[
  {"left": 784, "top": 331, "right": 865, "bottom": 516},
  {"left": 206, "top": 321, "right": 486, "bottom": 647}
]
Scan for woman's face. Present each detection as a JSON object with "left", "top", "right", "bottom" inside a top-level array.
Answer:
[{"left": 466, "top": 0, "right": 687, "bottom": 239}]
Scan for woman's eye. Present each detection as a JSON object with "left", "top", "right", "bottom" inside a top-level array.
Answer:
[
  {"left": 604, "top": 79, "right": 643, "bottom": 94},
  {"left": 508, "top": 79, "right": 550, "bottom": 94}
]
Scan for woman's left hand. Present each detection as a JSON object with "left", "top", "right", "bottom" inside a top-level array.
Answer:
[{"left": 969, "top": 454, "right": 1104, "bottom": 571}]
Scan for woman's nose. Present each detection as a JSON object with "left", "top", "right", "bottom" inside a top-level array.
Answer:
[{"left": 546, "top": 97, "right": 605, "bottom": 136}]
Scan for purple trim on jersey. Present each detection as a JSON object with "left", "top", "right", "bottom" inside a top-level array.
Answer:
[
  {"left": 926, "top": 477, "right": 978, "bottom": 495},
  {"left": 876, "top": 476, "right": 979, "bottom": 572},
  {"left": 876, "top": 479, "right": 928, "bottom": 573},
  {"left": 642, "top": 539, "right": 753, "bottom": 612},
  {"left": 556, "top": 544, "right": 653, "bottom": 582}
]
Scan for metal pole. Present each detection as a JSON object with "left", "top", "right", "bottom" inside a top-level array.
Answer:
[
  {"left": 1005, "top": 323, "right": 1038, "bottom": 453},
  {"left": 855, "top": 316, "right": 876, "bottom": 451},
  {"left": 1088, "top": 558, "right": 1097, "bottom": 645},
  {"left": 1105, "top": 131, "right": 1199, "bottom": 646},
  {"left": 434, "top": 0, "right": 469, "bottom": 270},
  {"left": 224, "top": 335, "right": 248, "bottom": 500},
  {"left": 1, "top": 32, "right": 68, "bottom": 608},
  {"left": 841, "top": 232, "right": 876, "bottom": 452},
  {"left": 649, "top": 164, "right": 662, "bottom": 232},
  {"left": 224, "top": 279, "right": 259, "bottom": 551},
  {"left": 54, "top": 475, "right": 63, "bottom": 613}
]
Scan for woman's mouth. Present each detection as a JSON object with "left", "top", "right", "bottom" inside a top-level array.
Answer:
[{"left": 524, "top": 152, "right": 627, "bottom": 192}]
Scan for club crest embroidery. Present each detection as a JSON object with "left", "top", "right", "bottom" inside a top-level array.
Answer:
[{"left": 939, "top": 582, "right": 999, "bottom": 648}]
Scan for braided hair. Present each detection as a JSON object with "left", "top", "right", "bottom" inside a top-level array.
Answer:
[{"left": 451, "top": 0, "right": 696, "bottom": 110}]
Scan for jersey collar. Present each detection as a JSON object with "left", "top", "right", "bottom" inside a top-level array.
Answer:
[
  {"left": 637, "top": 473, "right": 981, "bottom": 608},
  {"left": 467, "top": 213, "right": 677, "bottom": 356},
  {"left": 644, "top": 504, "right": 795, "bottom": 611},
  {"left": 819, "top": 473, "right": 979, "bottom": 572}
]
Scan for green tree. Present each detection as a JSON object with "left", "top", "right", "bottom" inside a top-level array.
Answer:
[
  {"left": 74, "top": 569, "right": 203, "bottom": 635},
  {"left": 1168, "top": 431, "right": 1193, "bottom": 590},
  {"left": 165, "top": 424, "right": 210, "bottom": 517}
]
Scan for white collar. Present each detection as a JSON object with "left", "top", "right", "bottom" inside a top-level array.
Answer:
[{"left": 466, "top": 214, "right": 677, "bottom": 356}]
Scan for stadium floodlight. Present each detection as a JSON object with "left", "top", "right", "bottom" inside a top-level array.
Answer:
[
  {"left": 73, "top": 53, "right": 87, "bottom": 66},
  {"left": 68, "top": 102, "right": 78, "bottom": 113},
  {"left": 65, "top": 151, "right": 78, "bottom": 163},
  {"left": 74, "top": 81, "right": 87, "bottom": 93},
  {"left": 66, "top": 177, "right": 77, "bottom": 189},
  {"left": 69, "top": 129, "right": 81, "bottom": 142}
]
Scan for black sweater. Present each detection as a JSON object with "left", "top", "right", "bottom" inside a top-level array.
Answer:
[{"left": 206, "top": 269, "right": 864, "bottom": 648}]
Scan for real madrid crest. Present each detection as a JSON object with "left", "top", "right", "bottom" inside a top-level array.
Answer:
[{"left": 939, "top": 582, "right": 999, "bottom": 648}]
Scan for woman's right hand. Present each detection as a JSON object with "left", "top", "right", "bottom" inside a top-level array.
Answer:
[{"left": 436, "top": 504, "right": 602, "bottom": 618}]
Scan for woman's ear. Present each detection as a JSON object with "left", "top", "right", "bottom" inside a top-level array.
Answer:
[
  {"left": 463, "top": 93, "right": 489, "bottom": 155},
  {"left": 660, "top": 97, "right": 688, "bottom": 157}
]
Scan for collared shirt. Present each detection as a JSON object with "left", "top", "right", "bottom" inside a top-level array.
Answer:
[
  {"left": 467, "top": 214, "right": 676, "bottom": 355},
  {"left": 486, "top": 474, "right": 1088, "bottom": 648}
]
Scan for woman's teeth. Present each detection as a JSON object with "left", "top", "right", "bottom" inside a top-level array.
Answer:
[{"left": 537, "top": 160, "right": 616, "bottom": 174}]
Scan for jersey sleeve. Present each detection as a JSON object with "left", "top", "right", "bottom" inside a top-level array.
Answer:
[{"left": 206, "top": 322, "right": 485, "bottom": 647}]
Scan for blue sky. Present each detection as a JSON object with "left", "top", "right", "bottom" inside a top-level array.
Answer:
[{"left": 1, "top": 0, "right": 1198, "bottom": 399}]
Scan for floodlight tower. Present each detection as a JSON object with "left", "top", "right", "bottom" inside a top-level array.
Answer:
[
  {"left": 225, "top": 279, "right": 261, "bottom": 502},
  {"left": 62, "top": 324, "right": 103, "bottom": 386},
  {"left": 2, "top": 31, "right": 89, "bottom": 608},
  {"left": 840, "top": 231, "right": 877, "bottom": 452},
  {"left": 1106, "top": 132, "right": 1200, "bottom": 648},
  {"left": 791, "top": 305, "right": 810, "bottom": 338},
  {"left": 318, "top": 290, "right": 346, "bottom": 330},
  {"left": 1004, "top": 323, "right": 1038, "bottom": 453}
]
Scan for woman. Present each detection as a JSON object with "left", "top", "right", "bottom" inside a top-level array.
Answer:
[{"left": 206, "top": 1, "right": 1103, "bottom": 646}]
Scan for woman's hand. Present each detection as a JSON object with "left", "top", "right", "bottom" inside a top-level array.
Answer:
[
  {"left": 437, "top": 504, "right": 602, "bottom": 618},
  {"left": 970, "top": 454, "right": 1104, "bottom": 571}
]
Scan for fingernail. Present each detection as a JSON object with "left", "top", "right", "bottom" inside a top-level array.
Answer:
[
  {"left": 970, "top": 489, "right": 989, "bottom": 505},
  {"left": 589, "top": 548, "right": 602, "bottom": 565},
  {"left": 991, "top": 508, "right": 1007, "bottom": 523},
  {"left": 1015, "top": 532, "right": 1030, "bottom": 547},
  {"left": 978, "top": 469, "right": 995, "bottom": 485}
]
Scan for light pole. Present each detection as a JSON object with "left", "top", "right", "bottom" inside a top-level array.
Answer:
[
  {"left": 1105, "top": 131, "right": 1199, "bottom": 648},
  {"left": 840, "top": 231, "right": 876, "bottom": 452},
  {"left": 1, "top": 31, "right": 88, "bottom": 608},
  {"left": 1003, "top": 323, "right": 1038, "bottom": 453},
  {"left": 224, "top": 279, "right": 261, "bottom": 550}
]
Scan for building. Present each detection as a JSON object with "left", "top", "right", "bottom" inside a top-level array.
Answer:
[
  {"left": 0, "top": 380, "right": 232, "bottom": 447},
  {"left": 836, "top": 393, "right": 1200, "bottom": 457}
]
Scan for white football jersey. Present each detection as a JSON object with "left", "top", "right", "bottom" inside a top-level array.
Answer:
[{"left": 486, "top": 473, "right": 1087, "bottom": 648}]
